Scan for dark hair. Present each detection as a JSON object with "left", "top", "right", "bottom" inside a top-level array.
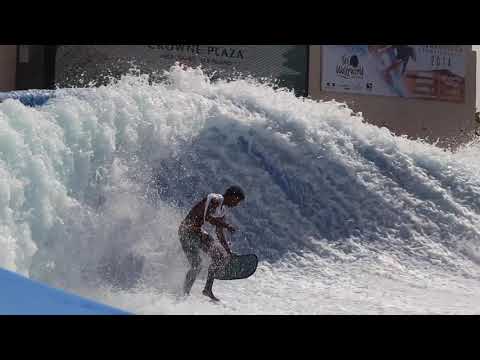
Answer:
[{"left": 224, "top": 186, "right": 245, "bottom": 200}]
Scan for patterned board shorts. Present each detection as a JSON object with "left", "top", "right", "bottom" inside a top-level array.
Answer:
[{"left": 178, "top": 227, "right": 224, "bottom": 270}]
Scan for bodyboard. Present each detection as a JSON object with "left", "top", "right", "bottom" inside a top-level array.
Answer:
[{"left": 214, "top": 254, "right": 258, "bottom": 280}]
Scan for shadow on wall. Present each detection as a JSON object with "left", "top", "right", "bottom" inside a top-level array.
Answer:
[{"left": 475, "top": 110, "right": 480, "bottom": 137}]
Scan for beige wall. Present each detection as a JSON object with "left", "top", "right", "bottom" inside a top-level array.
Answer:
[
  {"left": 309, "top": 45, "right": 477, "bottom": 148},
  {"left": 0, "top": 45, "right": 16, "bottom": 91}
]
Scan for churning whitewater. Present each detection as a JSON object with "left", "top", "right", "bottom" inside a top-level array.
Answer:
[{"left": 1, "top": 65, "right": 480, "bottom": 314}]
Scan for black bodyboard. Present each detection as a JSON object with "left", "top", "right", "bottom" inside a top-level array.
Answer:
[{"left": 214, "top": 254, "right": 258, "bottom": 281}]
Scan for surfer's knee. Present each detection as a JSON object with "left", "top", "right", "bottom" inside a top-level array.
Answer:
[
  {"left": 191, "top": 259, "right": 202, "bottom": 274},
  {"left": 213, "top": 248, "right": 227, "bottom": 265}
]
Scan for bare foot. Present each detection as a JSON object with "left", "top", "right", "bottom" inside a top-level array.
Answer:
[{"left": 202, "top": 289, "right": 220, "bottom": 302}]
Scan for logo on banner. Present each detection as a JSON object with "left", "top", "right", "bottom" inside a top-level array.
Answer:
[{"left": 336, "top": 54, "right": 364, "bottom": 80}]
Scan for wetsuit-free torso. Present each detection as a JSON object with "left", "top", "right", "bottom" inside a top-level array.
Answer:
[{"left": 179, "top": 194, "right": 226, "bottom": 268}]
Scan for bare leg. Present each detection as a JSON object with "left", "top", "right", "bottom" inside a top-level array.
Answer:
[
  {"left": 202, "top": 266, "right": 220, "bottom": 301},
  {"left": 183, "top": 249, "right": 202, "bottom": 296},
  {"left": 184, "top": 265, "right": 201, "bottom": 295},
  {"left": 383, "top": 60, "right": 402, "bottom": 85},
  {"left": 202, "top": 247, "right": 224, "bottom": 302}
]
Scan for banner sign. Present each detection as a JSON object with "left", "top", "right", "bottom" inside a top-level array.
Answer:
[
  {"left": 322, "top": 45, "right": 466, "bottom": 103},
  {"left": 55, "top": 45, "right": 309, "bottom": 96}
]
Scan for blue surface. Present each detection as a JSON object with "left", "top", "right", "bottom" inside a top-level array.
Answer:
[
  {"left": 0, "top": 268, "right": 131, "bottom": 315},
  {"left": 0, "top": 90, "right": 55, "bottom": 107}
]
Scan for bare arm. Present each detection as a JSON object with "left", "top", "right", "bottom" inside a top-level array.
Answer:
[
  {"left": 216, "top": 225, "right": 232, "bottom": 255},
  {"left": 205, "top": 199, "right": 235, "bottom": 231},
  {"left": 206, "top": 214, "right": 231, "bottom": 230},
  {"left": 204, "top": 198, "right": 235, "bottom": 255}
]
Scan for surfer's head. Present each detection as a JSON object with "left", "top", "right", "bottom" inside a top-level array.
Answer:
[{"left": 223, "top": 186, "right": 245, "bottom": 207}]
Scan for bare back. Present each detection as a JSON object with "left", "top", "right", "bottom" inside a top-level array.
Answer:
[
  {"left": 180, "top": 195, "right": 224, "bottom": 233},
  {"left": 181, "top": 198, "right": 208, "bottom": 231}
]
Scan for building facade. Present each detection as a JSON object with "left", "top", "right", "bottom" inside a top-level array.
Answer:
[{"left": 0, "top": 45, "right": 476, "bottom": 148}]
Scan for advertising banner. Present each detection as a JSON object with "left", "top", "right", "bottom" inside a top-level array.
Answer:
[{"left": 322, "top": 45, "right": 466, "bottom": 103}]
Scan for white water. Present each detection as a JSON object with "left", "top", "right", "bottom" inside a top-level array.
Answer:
[{"left": 1, "top": 64, "right": 480, "bottom": 314}]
